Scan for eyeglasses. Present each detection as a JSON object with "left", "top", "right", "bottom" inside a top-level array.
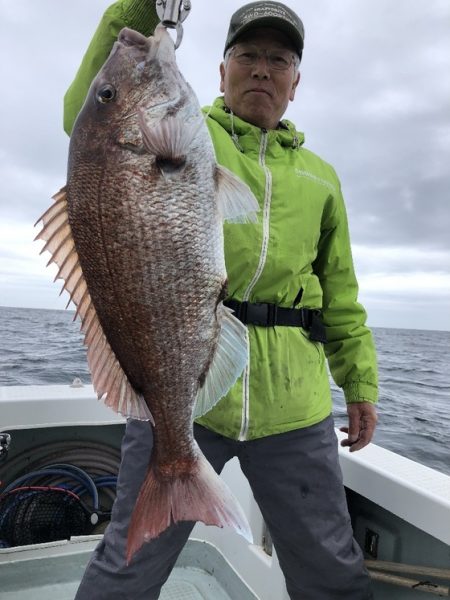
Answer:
[{"left": 228, "top": 44, "right": 297, "bottom": 71}]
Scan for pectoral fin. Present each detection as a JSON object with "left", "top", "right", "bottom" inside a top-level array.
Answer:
[
  {"left": 139, "top": 111, "right": 201, "bottom": 160},
  {"left": 35, "top": 188, "right": 154, "bottom": 423}
]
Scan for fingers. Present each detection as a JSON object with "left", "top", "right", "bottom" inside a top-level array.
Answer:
[
  {"left": 347, "top": 417, "right": 373, "bottom": 452},
  {"left": 348, "top": 409, "right": 360, "bottom": 445},
  {"left": 340, "top": 403, "right": 378, "bottom": 453}
]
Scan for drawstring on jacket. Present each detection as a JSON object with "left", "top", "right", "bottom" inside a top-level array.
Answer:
[{"left": 227, "top": 108, "right": 245, "bottom": 152}]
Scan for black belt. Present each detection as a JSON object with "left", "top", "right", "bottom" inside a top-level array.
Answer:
[{"left": 224, "top": 300, "right": 327, "bottom": 343}]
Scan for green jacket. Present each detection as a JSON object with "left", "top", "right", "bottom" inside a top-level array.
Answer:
[{"left": 64, "top": 0, "right": 378, "bottom": 441}]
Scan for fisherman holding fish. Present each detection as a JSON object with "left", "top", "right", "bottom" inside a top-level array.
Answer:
[{"left": 56, "top": 1, "right": 378, "bottom": 598}]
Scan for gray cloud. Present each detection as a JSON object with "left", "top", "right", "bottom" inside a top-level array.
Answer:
[{"left": 291, "top": 0, "right": 450, "bottom": 254}]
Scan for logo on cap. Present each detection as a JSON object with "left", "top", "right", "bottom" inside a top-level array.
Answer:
[{"left": 240, "top": 6, "right": 297, "bottom": 28}]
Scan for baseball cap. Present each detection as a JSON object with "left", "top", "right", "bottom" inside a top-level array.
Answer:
[{"left": 224, "top": 1, "right": 305, "bottom": 58}]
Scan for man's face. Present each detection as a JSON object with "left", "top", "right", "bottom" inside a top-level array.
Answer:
[{"left": 220, "top": 27, "right": 301, "bottom": 130}]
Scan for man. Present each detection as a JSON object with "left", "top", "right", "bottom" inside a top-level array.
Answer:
[{"left": 65, "top": 2, "right": 378, "bottom": 598}]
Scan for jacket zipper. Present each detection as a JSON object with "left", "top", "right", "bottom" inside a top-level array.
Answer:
[{"left": 238, "top": 129, "right": 272, "bottom": 441}]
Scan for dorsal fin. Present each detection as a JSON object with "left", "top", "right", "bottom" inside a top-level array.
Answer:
[{"left": 35, "top": 187, "right": 153, "bottom": 423}]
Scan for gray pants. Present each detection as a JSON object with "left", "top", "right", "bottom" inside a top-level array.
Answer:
[{"left": 75, "top": 416, "right": 372, "bottom": 600}]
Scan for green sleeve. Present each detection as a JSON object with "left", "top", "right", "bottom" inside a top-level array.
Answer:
[
  {"left": 313, "top": 181, "right": 379, "bottom": 405},
  {"left": 64, "top": 0, "right": 159, "bottom": 135}
]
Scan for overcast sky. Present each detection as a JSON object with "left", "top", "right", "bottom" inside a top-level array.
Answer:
[{"left": 0, "top": 0, "right": 449, "bottom": 330}]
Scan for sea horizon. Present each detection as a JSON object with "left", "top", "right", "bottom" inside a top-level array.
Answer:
[{"left": 1, "top": 304, "right": 449, "bottom": 334}]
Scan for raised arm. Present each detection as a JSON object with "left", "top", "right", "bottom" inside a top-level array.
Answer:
[{"left": 64, "top": 0, "right": 159, "bottom": 135}]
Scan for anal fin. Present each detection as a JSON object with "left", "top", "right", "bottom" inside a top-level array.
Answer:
[{"left": 193, "top": 304, "right": 248, "bottom": 419}]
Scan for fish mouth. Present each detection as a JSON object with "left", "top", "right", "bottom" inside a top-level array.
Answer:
[
  {"left": 116, "top": 24, "right": 180, "bottom": 120},
  {"left": 148, "top": 24, "right": 176, "bottom": 62},
  {"left": 116, "top": 25, "right": 183, "bottom": 150},
  {"left": 141, "top": 26, "right": 180, "bottom": 115}
]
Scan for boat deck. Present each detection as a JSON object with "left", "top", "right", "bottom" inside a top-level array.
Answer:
[
  {"left": 1, "top": 566, "right": 233, "bottom": 600},
  {"left": 0, "top": 538, "right": 258, "bottom": 600},
  {"left": 161, "top": 569, "right": 235, "bottom": 600}
]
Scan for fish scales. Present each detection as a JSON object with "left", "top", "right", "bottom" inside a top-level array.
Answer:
[
  {"left": 69, "top": 145, "right": 222, "bottom": 395},
  {"left": 36, "top": 25, "right": 259, "bottom": 561}
]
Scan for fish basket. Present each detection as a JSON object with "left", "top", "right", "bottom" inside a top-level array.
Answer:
[{"left": 0, "top": 486, "right": 91, "bottom": 547}]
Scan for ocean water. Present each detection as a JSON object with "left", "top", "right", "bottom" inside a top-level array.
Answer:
[{"left": 1, "top": 305, "right": 449, "bottom": 475}]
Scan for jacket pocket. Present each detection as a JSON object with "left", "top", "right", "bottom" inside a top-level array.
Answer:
[{"left": 300, "top": 329, "right": 324, "bottom": 363}]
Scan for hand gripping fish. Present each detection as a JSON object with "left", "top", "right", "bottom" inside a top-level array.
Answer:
[{"left": 35, "top": 25, "right": 258, "bottom": 561}]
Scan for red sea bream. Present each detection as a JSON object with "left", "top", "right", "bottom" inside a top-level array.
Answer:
[{"left": 36, "top": 25, "right": 258, "bottom": 561}]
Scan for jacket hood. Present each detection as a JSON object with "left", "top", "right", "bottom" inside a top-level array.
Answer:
[{"left": 204, "top": 97, "right": 305, "bottom": 149}]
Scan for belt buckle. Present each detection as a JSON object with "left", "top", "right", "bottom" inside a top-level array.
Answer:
[{"left": 247, "top": 302, "right": 269, "bottom": 326}]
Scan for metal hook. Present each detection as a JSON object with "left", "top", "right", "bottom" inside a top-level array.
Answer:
[
  {"left": 156, "top": 0, "right": 192, "bottom": 48},
  {"left": 175, "top": 22, "right": 184, "bottom": 49}
]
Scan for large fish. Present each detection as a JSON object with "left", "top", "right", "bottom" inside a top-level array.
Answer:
[{"left": 35, "top": 25, "right": 258, "bottom": 561}]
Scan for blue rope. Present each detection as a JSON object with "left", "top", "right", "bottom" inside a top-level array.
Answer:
[
  {"left": 2, "top": 466, "right": 99, "bottom": 510},
  {"left": 71, "top": 477, "right": 117, "bottom": 497},
  {"left": 42, "top": 464, "right": 99, "bottom": 509}
]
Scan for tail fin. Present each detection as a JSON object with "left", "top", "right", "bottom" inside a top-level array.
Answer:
[{"left": 126, "top": 449, "right": 252, "bottom": 562}]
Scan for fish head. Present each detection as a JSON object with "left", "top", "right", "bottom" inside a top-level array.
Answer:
[{"left": 70, "top": 25, "right": 199, "bottom": 159}]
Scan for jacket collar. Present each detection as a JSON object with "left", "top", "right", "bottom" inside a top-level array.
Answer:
[{"left": 205, "top": 97, "right": 305, "bottom": 149}]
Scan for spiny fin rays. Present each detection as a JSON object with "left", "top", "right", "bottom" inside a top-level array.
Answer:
[{"left": 35, "top": 187, "right": 153, "bottom": 423}]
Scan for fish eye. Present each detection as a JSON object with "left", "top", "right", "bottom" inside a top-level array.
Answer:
[{"left": 96, "top": 85, "right": 117, "bottom": 104}]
